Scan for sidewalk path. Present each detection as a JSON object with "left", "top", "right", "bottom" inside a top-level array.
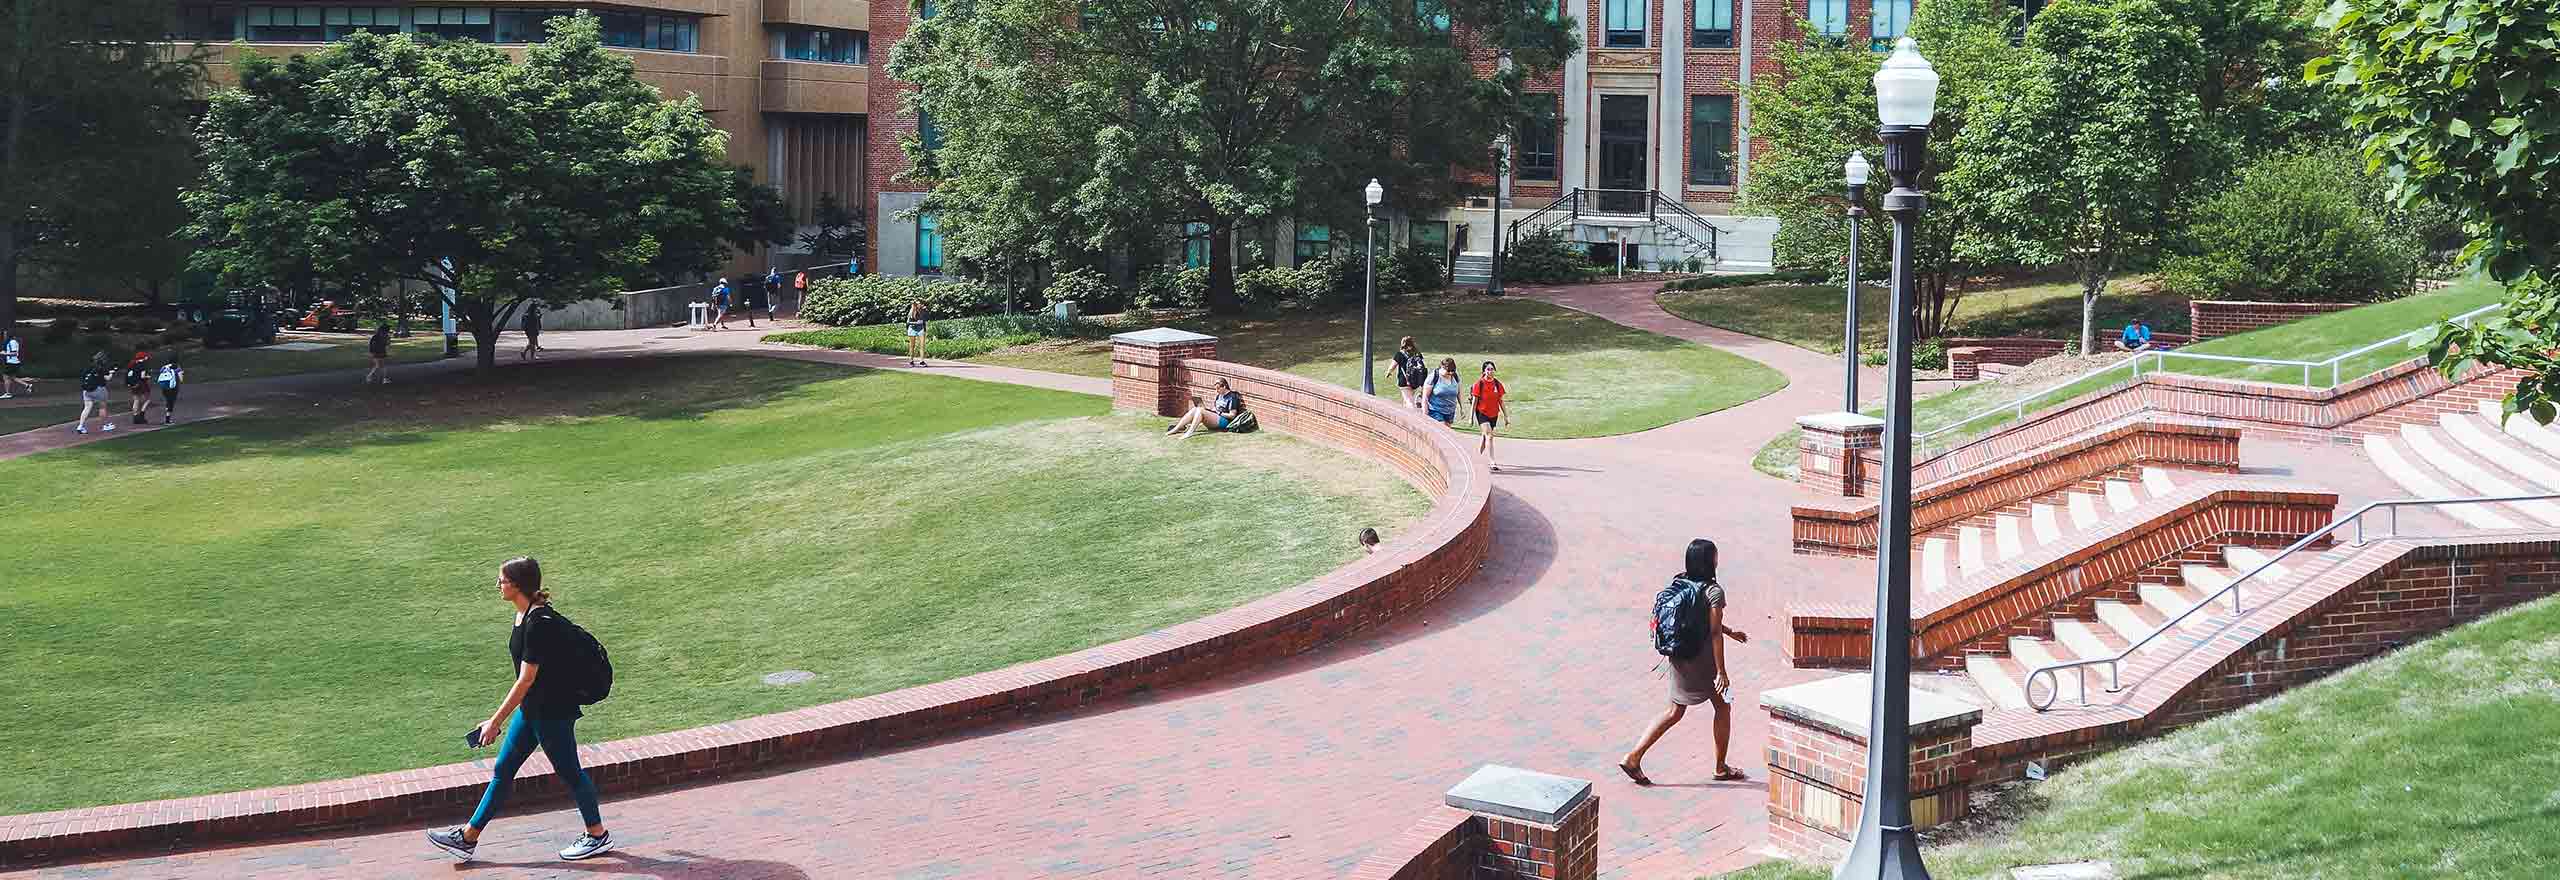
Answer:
[{"left": 7, "top": 285, "right": 1883, "bottom": 879}]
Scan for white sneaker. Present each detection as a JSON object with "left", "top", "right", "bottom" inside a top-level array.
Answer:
[
  {"left": 103, "top": 423, "right": 115, "bottom": 431},
  {"left": 1, "top": 392, "right": 12, "bottom": 399},
  {"left": 74, "top": 426, "right": 86, "bottom": 434},
  {"left": 559, "top": 831, "right": 613, "bottom": 861}
]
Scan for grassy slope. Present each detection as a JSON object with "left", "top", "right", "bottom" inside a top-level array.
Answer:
[
  {"left": 966, "top": 296, "right": 1789, "bottom": 439},
  {"left": 0, "top": 357, "right": 1425, "bottom": 813},
  {"left": 1745, "top": 280, "right": 2508, "bottom": 478},
  {"left": 1718, "top": 592, "right": 2560, "bottom": 880},
  {"left": 1656, "top": 278, "right": 2187, "bottom": 355}
]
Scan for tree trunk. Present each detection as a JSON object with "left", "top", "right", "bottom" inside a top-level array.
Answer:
[
  {"left": 1205, "top": 219, "right": 1238, "bottom": 314},
  {"left": 2077, "top": 253, "right": 2108, "bottom": 357},
  {"left": 0, "top": 2, "right": 28, "bottom": 332},
  {"left": 462, "top": 299, "right": 503, "bottom": 370}
]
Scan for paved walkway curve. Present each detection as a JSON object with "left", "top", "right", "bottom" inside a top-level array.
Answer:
[{"left": 7, "top": 283, "right": 1893, "bottom": 879}]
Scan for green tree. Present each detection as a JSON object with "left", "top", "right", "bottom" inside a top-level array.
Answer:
[
  {"left": 2161, "top": 147, "right": 2423, "bottom": 302},
  {"left": 2313, "top": 0, "right": 2560, "bottom": 419},
  {"left": 1, "top": 0, "right": 203, "bottom": 327},
  {"left": 800, "top": 192, "right": 869, "bottom": 265},
  {"left": 1739, "top": 0, "right": 2032, "bottom": 338},
  {"left": 187, "top": 15, "right": 788, "bottom": 368},
  {"left": 1948, "top": 0, "right": 2212, "bottom": 354},
  {"left": 893, "top": 0, "right": 1578, "bottom": 312}
]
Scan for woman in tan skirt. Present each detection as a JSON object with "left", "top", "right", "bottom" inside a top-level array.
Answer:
[{"left": 1620, "top": 538, "right": 1749, "bottom": 785}]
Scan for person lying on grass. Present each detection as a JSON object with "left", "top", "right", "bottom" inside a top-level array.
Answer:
[{"left": 1166, "top": 379, "right": 1249, "bottom": 439}]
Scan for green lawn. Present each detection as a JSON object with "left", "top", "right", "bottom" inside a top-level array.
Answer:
[
  {"left": 958, "top": 296, "right": 1790, "bottom": 439},
  {"left": 1747, "top": 280, "right": 2509, "bottom": 478},
  {"left": 0, "top": 356, "right": 1425, "bottom": 814},
  {"left": 767, "top": 314, "right": 1109, "bottom": 361},
  {"left": 1656, "top": 277, "right": 2186, "bottom": 355},
  {"left": 1715, "top": 591, "right": 2560, "bottom": 880},
  {"left": 0, "top": 402, "right": 80, "bottom": 435},
  {"left": 7, "top": 330, "right": 467, "bottom": 383}
]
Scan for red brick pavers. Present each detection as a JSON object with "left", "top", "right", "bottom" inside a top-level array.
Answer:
[{"left": 0, "top": 285, "right": 2036, "bottom": 879}]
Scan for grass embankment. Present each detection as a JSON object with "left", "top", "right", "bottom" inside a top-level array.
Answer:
[
  {"left": 1744, "top": 279, "right": 2507, "bottom": 478},
  {"left": 959, "top": 296, "right": 1789, "bottom": 439},
  {"left": 1656, "top": 277, "right": 2188, "bottom": 355},
  {"left": 1717, "top": 591, "right": 2560, "bottom": 880},
  {"left": 0, "top": 357, "right": 1426, "bottom": 813}
]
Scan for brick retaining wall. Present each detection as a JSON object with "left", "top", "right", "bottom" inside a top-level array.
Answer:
[
  {"left": 2188, "top": 300, "right": 2359, "bottom": 341},
  {"left": 0, "top": 342, "right": 1496, "bottom": 866}
]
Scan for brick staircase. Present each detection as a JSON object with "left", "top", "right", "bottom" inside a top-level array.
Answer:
[
  {"left": 1914, "top": 466, "right": 2186, "bottom": 595},
  {"left": 1960, "top": 542, "right": 2319, "bottom": 710},
  {"left": 2360, "top": 399, "right": 2560, "bottom": 529}
]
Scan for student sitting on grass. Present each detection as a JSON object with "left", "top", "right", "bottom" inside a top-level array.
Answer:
[
  {"left": 1166, "top": 379, "right": 1250, "bottom": 439},
  {"left": 2116, "top": 317, "right": 2154, "bottom": 351}
]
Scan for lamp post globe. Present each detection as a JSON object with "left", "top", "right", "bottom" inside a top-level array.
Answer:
[
  {"left": 1842, "top": 150, "right": 1871, "bottom": 413},
  {"left": 1837, "top": 36, "right": 1940, "bottom": 880},
  {"left": 1361, "top": 179, "right": 1384, "bottom": 396}
]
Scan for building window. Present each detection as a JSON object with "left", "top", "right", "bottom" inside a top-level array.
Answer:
[
  {"left": 495, "top": 9, "right": 570, "bottom": 43},
  {"left": 177, "top": 5, "right": 242, "bottom": 40},
  {"left": 1692, "top": 0, "right": 1733, "bottom": 47},
  {"left": 918, "top": 110, "right": 945, "bottom": 152},
  {"left": 410, "top": 7, "right": 494, "bottom": 42},
  {"left": 1294, "top": 224, "right": 1332, "bottom": 265},
  {"left": 1807, "top": 0, "right": 1847, "bottom": 39},
  {"left": 1416, "top": 0, "right": 1451, "bottom": 33},
  {"left": 243, "top": 6, "right": 323, "bottom": 41},
  {"left": 1182, "top": 223, "right": 1212, "bottom": 269},
  {"left": 598, "top": 11, "right": 699, "bottom": 51},
  {"left": 182, "top": 6, "right": 700, "bottom": 51},
  {"left": 1603, "top": 0, "right": 1643, "bottom": 47},
  {"left": 916, "top": 212, "right": 944, "bottom": 274},
  {"left": 1516, "top": 95, "right": 1560, "bottom": 181},
  {"left": 1689, "top": 95, "right": 1734, "bottom": 186},
  {"left": 324, "top": 7, "right": 405, "bottom": 40},
  {"left": 777, "top": 26, "right": 866, "bottom": 63},
  {"left": 1410, "top": 221, "right": 1450, "bottom": 257},
  {"left": 1871, "top": 0, "right": 1911, "bottom": 48},
  {"left": 920, "top": 0, "right": 937, "bottom": 19}
]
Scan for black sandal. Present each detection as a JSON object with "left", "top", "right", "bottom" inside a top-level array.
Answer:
[
  {"left": 1714, "top": 765, "right": 1748, "bottom": 782},
  {"left": 1618, "top": 762, "right": 1654, "bottom": 786}
]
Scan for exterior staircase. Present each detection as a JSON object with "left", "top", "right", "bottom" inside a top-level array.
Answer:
[
  {"left": 2358, "top": 399, "right": 2560, "bottom": 530},
  {"left": 1915, "top": 466, "right": 2187, "bottom": 596},
  {"left": 1451, "top": 252, "right": 1492, "bottom": 286},
  {"left": 1960, "top": 543, "right": 2316, "bottom": 709}
]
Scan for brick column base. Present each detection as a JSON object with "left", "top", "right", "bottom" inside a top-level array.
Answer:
[
  {"left": 1760, "top": 674, "right": 1983, "bottom": 863},
  {"left": 1110, "top": 328, "right": 1220, "bottom": 415},
  {"left": 1796, "top": 412, "right": 1886, "bottom": 497}
]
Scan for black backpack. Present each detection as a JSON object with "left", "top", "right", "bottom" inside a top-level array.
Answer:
[
  {"left": 1652, "top": 576, "right": 1708, "bottom": 660},
  {"left": 538, "top": 607, "right": 614, "bottom": 706}
]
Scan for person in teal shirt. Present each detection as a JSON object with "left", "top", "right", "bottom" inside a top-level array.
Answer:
[
  {"left": 1425, "top": 357, "right": 1461, "bottom": 425},
  {"left": 2117, "top": 317, "right": 2154, "bottom": 351}
]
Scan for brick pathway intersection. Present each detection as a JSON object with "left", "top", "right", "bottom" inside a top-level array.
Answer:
[{"left": 7, "top": 283, "right": 1896, "bottom": 879}]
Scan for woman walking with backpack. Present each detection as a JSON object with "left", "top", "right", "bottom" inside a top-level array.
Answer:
[
  {"left": 427, "top": 557, "right": 615, "bottom": 863},
  {"left": 1391, "top": 337, "right": 1428, "bottom": 410},
  {"left": 1618, "top": 538, "right": 1749, "bottom": 786}
]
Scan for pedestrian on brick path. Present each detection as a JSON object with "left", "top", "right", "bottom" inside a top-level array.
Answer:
[
  {"left": 519, "top": 303, "right": 544, "bottom": 361},
  {"left": 73, "top": 352, "right": 114, "bottom": 434},
  {"left": 758, "top": 267, "right": 783, "bottom": 325},
  {"left": 792, "top": 269, "right": 809, "bottom": 315},
  {"left": 1425, "top": 358, "right": 1460, "bottom": 426},
  {"left": 1, "top": 328, "right": 35, "bottom": 398},
  {"left": 905, "top": 300, "right": 929, "bottom": 366},
  {"left": 366, "top": 325, "right": 392, "bottom": 385},
  {"left": 1391, "top": 336, "right": 1429, "bottom": 410},
  {"left": 711, "top": 278, "right": 734, "bottom": 330},
  {"left": 427, "top": 557, "right": 617, "bottom": 864},
  {"left": 1468, "top": 360, "right": 1508, "bottom": 471},
  {"left": 121, "top": 351, "right": 155, "bottom": 424},
  {"left": 1620, "top": 538, "right": 1750, "bottom": 786},
  {"left": 154, "top": 360, "right": 184, "bottom": 424}
]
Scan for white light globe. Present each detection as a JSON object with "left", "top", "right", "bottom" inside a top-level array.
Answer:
[
  {"left": 1844, "top": 151, "right": 1872, "bottom": 186},
  {"left": 1873, "top": 37, "right": 1940, "bottom": 128},
  {"left": 1364, "top": 178, "right": 1385, "bottom": 206}
]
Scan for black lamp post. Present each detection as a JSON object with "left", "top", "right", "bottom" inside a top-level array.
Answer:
[
  {"left": 1361, "top": 177, "right": 1384, "bottom": 396},
  {"left": 1488, "top": 138, "right": 1507, "bottom": 297},
  {"left": 1843, "top": 150, "right": 1871, "bottom": 412},
  {"left": 1836, "top": 36, "right": 1940, "bottom": 880}
]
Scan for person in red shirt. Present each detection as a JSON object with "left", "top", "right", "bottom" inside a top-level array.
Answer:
[{"left": 1467, "top": 360, "right": 1508, "bottom": 471}]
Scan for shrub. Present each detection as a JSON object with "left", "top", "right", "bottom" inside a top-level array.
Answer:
[
  {"left": 767, "top": 314, "right": 1100, "bottom": 359},
  {"left": 1502, "top": 229, "right": 1596, "bottom": 284},
  {"left": 799, "top": 275, "right": 1002, "bottom": 326},
  {"left": 2161, "top": 149, "right": 2423, "bottom": 303},
  {"left": 1659, "top": 268, "right": 1832, "bottom": 292},
  {"left": 1860, "top": 340, "right": 1947, "bottom": 370},
  {"left": 1236, "top": 265, "right": 1326, "bottom": 309},
  {"left": 43, "top": 320, "right": 78, "bottom": 343},
  {"left": 1133, "top": 267, "right": 1209, "bottom": 310},
  {"left": 1040, "top": 268, "right": 1124, "bottom": 315},
  {"left": 84, "top": 318, "right": 114, "bottom": 333}
]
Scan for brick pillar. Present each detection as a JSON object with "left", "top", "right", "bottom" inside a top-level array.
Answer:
[
  {"left": 1796, "top": 412, "right": 1886, "bottom": 497},
  {"left": 1443, "top": 765, "right": 1599, "bottom": 880},
  {"left": 1758, "top": 674, "right": 1983, "bottom": 863},
  {"left": 1946, "top": 347, "right": 1986, "bottom": 381},
  {"left": 1109, "top": 328, "right": 1220, "bottom": 416}
]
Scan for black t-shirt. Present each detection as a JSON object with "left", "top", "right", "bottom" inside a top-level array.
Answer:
[
  {"left": 122, "top": 364, "right": 149, "bottom": 387},
  {"left": 509, "top": 606, "right": 583, "bottom": 720},
  {"left": 79, "top": 366, "right": 107, "bottom": 391},
  {"left": 1213, "top": 390, "right": 1243, "bottom": 416},
  {"left": 368, "top": 335, "right": 389, "bottom": 356}
]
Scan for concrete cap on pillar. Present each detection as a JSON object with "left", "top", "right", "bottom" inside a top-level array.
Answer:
[
  {"left": 1444, "top": 764, "right": 1593, "bottom": 825},
  {"left": 1797, "top": 411, "right": 1887, "bottom": 432},
  {"left": 1759, "top": 673, "right": 1982, "bottom": 741},
  {"left": 1109, "top": 327, "right": 1219, "bottom": 347}
]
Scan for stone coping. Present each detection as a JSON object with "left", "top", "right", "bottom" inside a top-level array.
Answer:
[
  {"left": 0, "top": 358, "right": 1496, "bottom": 866},
  {"left": 1109, "top": 327, "right": 1219, "bottom": 347},
  {"left": 1797, "top": 411, "right": 1885, "bottom": 431},
  {"left": 1443, "top": 765, "right": 1594, "bottom": 826},
  {"left": 1760, "top": 673, "right": 1984, "bottom": 744}
]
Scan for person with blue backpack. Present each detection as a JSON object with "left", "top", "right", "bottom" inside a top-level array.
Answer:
[
  {"left": 1619, "top": 538, "right": 1750, "bottom": 786},
  {"left": 427, "top": 556, "right": 618, "bottom": 863}
]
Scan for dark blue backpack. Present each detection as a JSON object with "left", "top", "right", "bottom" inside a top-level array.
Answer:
[{"left": 1652, "top": 576, "right": 1708, "bottom": 660}]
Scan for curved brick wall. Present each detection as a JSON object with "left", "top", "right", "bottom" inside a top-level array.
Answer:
[{"left": 0, "top": 360, "right": 1495, "bottom": 865}]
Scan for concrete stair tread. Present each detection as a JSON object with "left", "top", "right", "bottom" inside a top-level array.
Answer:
[
  {"left": 2105, "top": 479, "right": 2139, "bottom": 513},
  {"left": 1965, "top": 653, "right": 2030, "bottom": 710},
  {"left": 2141, "top": 466, "right": 2176, "bottom": 496},
  {"left": 1994, "top": 515, "right": 2026, "bottom": 561},
  {"left": 2400, "top": 423, "right": 2560, "bottom": 525},
  {"left": 2441, "top": 412, "right": 2560, "bottom": 492},
  {"left": 2179, "top": 565, "right": 2242, "bottom": 611},
  {"left": 2009, "top": 637, "right": 2084, "bottom": 705},
  {"left": 1958, "top": 526, "right": 1987, "bottom": 574},
  {"left": 2485, "top": 399, "right": 2560, "bottom": 460},
  {"left": 2138, "top": 580, "right": 2217, "bottom": 630},
  {"left": 2030, "top": 503, "right": 2062, "bottom": 545},
  {"left": 2222, "top": 546, "right": 2289, "bottom": 584},
  {"left": 2095, "top": 598, "right": 2169, "bottom": 644},
  {"left": 2363, "top": 433, "right": 2518, "bottom": 529},
  {"left": 1921, "top": 538, "right": 1951, "bottom": 594},
  {"left": 2068, "top": 492, "right": 2101, "bottom": 530}
]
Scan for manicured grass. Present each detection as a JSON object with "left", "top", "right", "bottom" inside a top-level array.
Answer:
[
  {"left": 767, "top": 314, "right": 1107, "bottom": 360},
  {"left": 0, "top": 402, "right": 80, "bottom": 435},
  {"left": 1713, "top": 591, "right": 2560, "bottom": 880},
  {"left": 7, "top": 330, "right": 467, "bottom": 383},
  {"left": 968, "top": 296, "right": 1790, "bottom": 439},
  {"left": 0, "top": 356, "right": 1425, "bottom": 814},
  {"left": 1746, "top": 280, "right": 2510, "bottom": 478},
  {"left": 1656, "top": 277, "right": 2185, "bottom": 355}
]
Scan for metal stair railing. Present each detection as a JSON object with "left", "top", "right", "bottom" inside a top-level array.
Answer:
[
  {"left": 1506, "top": 189, "right": 1582, "bottom": 245},
  {"left": 1648, "top": 191, "right": 1724, "bottom": 265},
  {"left": 2022, "top": 492, "right": 2560, "bottom": 711}
]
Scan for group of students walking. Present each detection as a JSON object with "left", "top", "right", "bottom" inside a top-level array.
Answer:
[
  {"left": 1388, "top": 336, "right": 1510, "bottom": 468},
  {"left": 707, "top": 268, "right": 808, "bottom": 331},
  {"left": 66, "top": 349, "right": 184, "bottom": 434}
]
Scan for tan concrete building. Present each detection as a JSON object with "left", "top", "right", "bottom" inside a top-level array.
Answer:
[{"left": 170, "top": 2, "right": 880, "bottom": 275}]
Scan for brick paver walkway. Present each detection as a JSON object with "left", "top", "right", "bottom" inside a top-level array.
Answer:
[{"left": 2, "top": 285, "right": 1918, "bottom": 879}]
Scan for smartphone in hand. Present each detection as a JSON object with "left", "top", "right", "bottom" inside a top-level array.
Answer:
[{"left": 464, "top": 726, "right": 485, "bottom": 749}]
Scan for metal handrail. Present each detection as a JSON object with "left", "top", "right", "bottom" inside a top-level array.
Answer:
[
  {"left": 2022, "top": 492, "right": 2560, "bottom": 711},
  {"left": 1648, "top": 191, "right": 1724, "bottom": 263},
  {"left": 1506, "top": 190, "right": 1580, "bottom": 244},
  {"left": 1914, "top": 300, "right": 2505, "bottom": 450}
]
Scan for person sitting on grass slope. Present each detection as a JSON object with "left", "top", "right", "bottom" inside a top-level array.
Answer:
[{"left": 1166, "top": 379, "right": 1250, "bottom": 439}]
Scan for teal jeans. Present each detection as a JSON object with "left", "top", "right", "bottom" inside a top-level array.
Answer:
[{"left": 467, "top": 708, "right": 601, "bottom": 830}]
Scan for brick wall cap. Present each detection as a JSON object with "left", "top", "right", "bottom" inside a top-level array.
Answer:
[
  {"left": 1443, "top": 764, "right": 1593, "bottom": 826},
  {"left": 1799, "top": 411, "right": 1886, "bottom": 431},
  {"left": 1760, "top": 673, "right": 1984, "bottom": 742},
  {"left": 1110, "top": 327, "right": 1220, "bottom": 347}
]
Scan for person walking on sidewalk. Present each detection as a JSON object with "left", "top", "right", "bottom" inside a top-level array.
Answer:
[
  {"left": 155, "top": 360, "right": 185, "bottom": 424},
  {"left": 710, "top": 278, "right": 733, "bottom": 330},
  {"left": 1425, "top": 358, "right": 1461, "bottom": 426},
  {"left": 1, "top": 329, "right": 35, "bottom": 398},
  {"left": 1391, "top": 337, "right": 1429, "bottom": 411},
  {"left": 122, "top": 351, "right": 155, "bottom": 424},
  {"left": 1467, "top": 360, "right": 1509, "bottom": 471},
  {"left": 791, "top": 269, "right": 809, "bottom": 315},
  {"left": 73, "top": 352, "right": 114, "bottom": 434},
  {"left": 904, "top": 300, "right": 929, "bottom": 366},
  {"left": 366, "top": 325, "right": 392, "bottom": 385},
  {"left": 426, "top": 557, "right": 616, "bottom": 863},
  {"left": 519, "top": 303, "right": 544, "bottom": 361},
  {"left": 1619, "top": 538, "right": 1751, "bottom": 786}
]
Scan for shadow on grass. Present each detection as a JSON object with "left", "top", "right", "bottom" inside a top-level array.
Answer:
[{"left": 45, "top": 356, "right": 880, "bottom": 469}]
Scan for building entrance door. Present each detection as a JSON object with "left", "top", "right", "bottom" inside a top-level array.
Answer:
[{"left": 1596, "top": 94, "right": 1649, "bottom": 215}]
